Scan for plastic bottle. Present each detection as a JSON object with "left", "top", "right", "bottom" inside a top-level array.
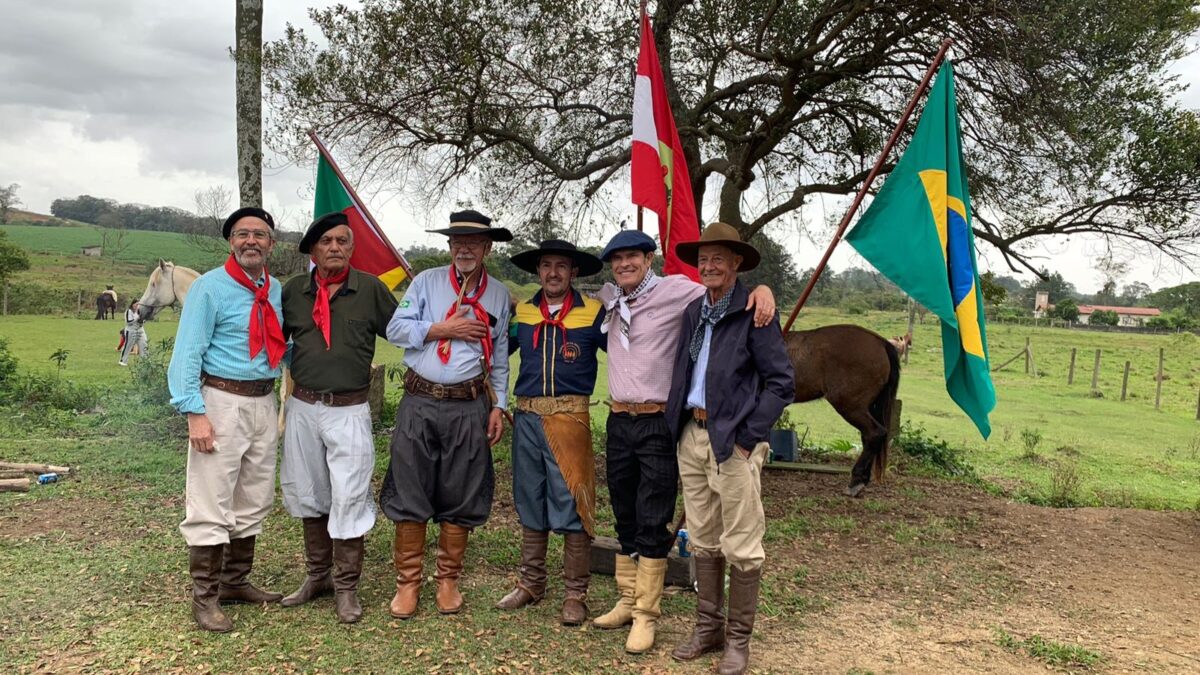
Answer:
[{"left": 676, "top": 528, "right": 690, "bottom": 558}]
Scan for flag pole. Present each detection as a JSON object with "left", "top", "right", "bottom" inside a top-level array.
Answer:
[
  {"left": 307, "top": 130, "right": 414, "bottom": 277},
  {"left": 782, "top": 39, "right": 954, "bottom": 333}
]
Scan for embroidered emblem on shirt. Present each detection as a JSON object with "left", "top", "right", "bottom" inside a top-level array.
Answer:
[
  {"left": 560, "top": 342, "right": 581, "bottom": 363},
  {"left": 399, "top": 299, "right": 411, "bottom": 308}
]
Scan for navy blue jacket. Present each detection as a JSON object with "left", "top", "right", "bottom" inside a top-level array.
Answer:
[
  {"left": 510, "top": 288, "right": 607, "bottom": 397},
  {"left": 665, "top": 281, "right": 795, "bottom": 464}
]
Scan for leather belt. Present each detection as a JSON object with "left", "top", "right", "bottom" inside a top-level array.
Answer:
[
  {"left": 516, "top": 395, "right": 589, "bottom": 416},
  {"left": 201, "top": 373, "right": 275, "bottom": 397},
  {"left": 292, "top": 384, "right": 370, "bottom": 407},
  {"left": 610, "top": 400, "right": 666, "bottom": 416},
  {"left": 692, "top": 408, "right": 708, "bottom": 428},
  {"left": 404, "top": 370, "right": 486, "bottom": 401}
]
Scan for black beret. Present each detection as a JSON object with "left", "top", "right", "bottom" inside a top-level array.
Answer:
[
  {"left": 222, "top": 207, "right": 276, "bottom": 240},
  {"left": 299, "top": 212, "right": 351, "bottom": 254}
]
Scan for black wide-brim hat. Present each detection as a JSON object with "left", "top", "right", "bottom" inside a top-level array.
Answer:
[
  {"left": 510, "top": 239, "right": 603, "bottom": 277},
  {"left": 426, "top": 209, "right": 513, "bottom": 242},
  {"left": 299, "top": 212, "right": 350, "bottom": 254},
  {"left": 222, "top": 207, "right": 276, "bottom": 239},
  {"left": 675, "top": 222, "right": 761, "bottom": 271}
]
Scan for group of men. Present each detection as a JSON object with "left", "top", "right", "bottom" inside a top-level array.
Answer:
[{"left": 167, "top": 206, "right": 794, "bottom": 675}]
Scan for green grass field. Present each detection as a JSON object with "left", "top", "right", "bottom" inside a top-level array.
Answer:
[
  {"left": 1, "top": 223, "right": 229, "bottom": 272},
  {"left": 2, "top": 305, "right": 1198, "bottom": 509}
]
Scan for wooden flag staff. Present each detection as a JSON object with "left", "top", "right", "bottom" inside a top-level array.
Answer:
[{"left": 782, "top": 39, "right": 954, "bottom": 333}]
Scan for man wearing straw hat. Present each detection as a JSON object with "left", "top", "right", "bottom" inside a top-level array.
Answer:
[
  {"left": 380, "top": 209, "right": 512, "bottom": 619},
  {"left": 497, "top": 240, "right": 606, "bottom": 626},
  {"left": 592, "top": 229, "right": 776, "bottom": 655},
  {"left": 665, "top": 222, "right": 794, "bottom": 675},
  {"left": 277, "top": 212, "right": 399, "bottom": 624}
]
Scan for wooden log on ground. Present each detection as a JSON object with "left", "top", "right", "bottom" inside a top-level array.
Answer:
[
  {"left": 0, "top": 478, "right": 31, "bottom": 493},
  {"left": 0, "top": 470, "right": 29, "bottom": 479},
  {"left": 0, "top": 462, "right": 71, "bottom": 475},
  {"left": 766, "top": 462, "right": 852, "bottom": 474},
  {"left": 590, "top": 536, "right": 694, "bottom": 587}
]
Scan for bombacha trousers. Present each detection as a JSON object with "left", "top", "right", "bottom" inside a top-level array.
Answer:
[
  {"left": 178, "top": 386, "right": 278, "bottom": 547},
  {"left": 677, "top": 419, "right": 768, "bottom": 572}
]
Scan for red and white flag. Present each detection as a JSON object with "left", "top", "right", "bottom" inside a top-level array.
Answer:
[{"left": 631, "top": 8, "right": 700, "bottom": 280}]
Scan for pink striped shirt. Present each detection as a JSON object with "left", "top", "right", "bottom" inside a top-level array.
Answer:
[{"left": 598, "top": 274, "right": 705, "bottom": 403}]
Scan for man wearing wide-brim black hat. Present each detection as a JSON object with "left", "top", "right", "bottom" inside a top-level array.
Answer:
[
  {"left": 496, "top": 240, "right": 605, "bottom": 627},
  {"left": 380, "top": 209, "right": 513, "bottom": 619},
  {"left": 665, "top": 222, "right": 794, "bottom": 675},
  {"left": 277, "top": 211, "right": 399, "bottom": 624}
]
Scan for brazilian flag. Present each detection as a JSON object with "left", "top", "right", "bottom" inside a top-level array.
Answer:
[{"left": 846, "top": 60, "right": 996, "bottom": 438}]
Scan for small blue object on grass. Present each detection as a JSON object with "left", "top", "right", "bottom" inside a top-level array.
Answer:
[
  {"left": 676, "top": 528, "right": 690, "bottom": 558},
  {"left": 37, "top": 473, "right": 59, "bottom": 485},
  {"left": 770, "top": 429, "right": 797, "bottom": 463}
]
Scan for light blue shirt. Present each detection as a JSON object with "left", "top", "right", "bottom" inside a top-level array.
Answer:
[
  {"left": 168, "top": 266, "right": 283, "bottom": 414},
  {"left": 387, "top": 265, "right": 510, "bottom": 408},
  {"left": 686, "top": 297, "right": 715, "bottom": 410}
]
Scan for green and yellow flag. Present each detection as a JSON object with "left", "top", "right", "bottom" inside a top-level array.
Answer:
[{"left": 845, "top": 60, "right": 995, "bottom": 438}]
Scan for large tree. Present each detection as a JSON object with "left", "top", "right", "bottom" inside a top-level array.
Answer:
[
  {"left": 263, "top": 0, "right": 1200, "bottom": 273},
  {"left": 0, "top": 184, "right": 21, "bottom": 224},
  {"left": 236, "top": 0, "right": 264, "bottom": 207}
]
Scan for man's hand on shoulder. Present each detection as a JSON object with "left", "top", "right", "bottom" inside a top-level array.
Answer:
[{"left": 745, "top": 285, "right": 777, "bottom": 328}]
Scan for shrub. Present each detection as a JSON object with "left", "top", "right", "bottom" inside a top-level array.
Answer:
[
  {"left": 892, "top": 423, "right": 977, "bottom": 479},
  {"left": 0, "top": 337, "right": 17, "bottom": 388},
  {"left": 1020, "top": 427, "right": 1043, "bottom": 459}
]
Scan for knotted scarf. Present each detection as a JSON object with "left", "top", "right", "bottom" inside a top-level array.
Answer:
[
  {"left": 600, "top": 271, "right": 659, "bottom": 350},
  {"left": 311, "top": 264, "right": 349, "bottom": 349},
  {"left": 689, "top": 286, "right": 734, "bottom": 362},
  {"left": 223, "top": 255, "right": 286, "bottom": 368},
  {"left": 437, "top": 265, "right": 494, "bottom": 370},
  {"left": 533, "top": 290, "right": 574, "bottom": 350}
]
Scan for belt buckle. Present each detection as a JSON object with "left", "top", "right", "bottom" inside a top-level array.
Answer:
[
  {"left": 321, "top": 391, "right": 335, "bottom": 406},
  {"left": 430, "top": 383, "right": 446, "bottom": 399}
]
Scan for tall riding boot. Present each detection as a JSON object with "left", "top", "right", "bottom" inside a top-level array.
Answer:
[
  {"left": 593, "top": 554, "right": 637, "bottom": 629},
  {"left": 496, "top": 527, "right": 548, "bottom": 610},
  {"left": 389, "top": 521, "right": 427, "bottom": 619},
  {"left": 672, "top": 555, "right": 726, "bottom": 660},
  {"left": 189, "top": 544, "right": 233, "bottom": 632},
  {"left": 718, "top": 565, "right": 763, "bottom": 675},
  {"left": 281, "top": 516, "right": 334, "bottom": 607},
  {"left": 219, "top": 536, "right": 283, "bottom": 604},
  {"left": 625, "top": 556, "right": 667, "bottom": 654},
  {"left": 332, "top": 536, "right": 365, "bottom": 623},
  {"left": 560, "top": 532, "right": 591, "bottom": 626},
  {"left": 434, "top": 523, "right": 470, "bottom": 614}
]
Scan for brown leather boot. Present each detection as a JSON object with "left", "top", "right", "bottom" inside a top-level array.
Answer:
[
  {"left": 389, "top": 521, "right": 427, "bottom": 619},
  {"left": 672, "top": 555, "right": 726, "bottom": 660},
  {"left": 219, "top": 536, "right": 283, "bottom": 604},
  {"left": 593, "top": 553, "right": 637, "bottom": 629},
  {"left": 189, "top": 544, "right": 233, "bottom": 632},
  {"left": 496, "top": 527, "right": 548, "bottom": 610},
  {"left": 281, "top": 516, "right": 334, "bottom": 607},
  {"left": 560, "top": 532, "right": 591, "bottom": 626},
  {"left": 718, "top": 565, "right": 762, "bottom": 675},
  {"left": 333, "top": 536, "right": 365, "bottom": 623},
  {"left": 434, "top": 523, "right": 469, "bottom": 614}
]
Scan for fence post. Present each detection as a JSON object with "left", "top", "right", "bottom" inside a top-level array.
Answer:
[
  {"left": 1024, "top": 337, "right": 1031, "bottom": 375},
  {"left": 1091, "top": 349, "right": 1101, "bottom": 392},
  {"left": 1195, "top": 388, "right": 1200, "bottom": 421},
  {"left": 1, "top": 282, "right": 7, "bottom": 316},
  {"left": 77, "top": 289, "right": 83, "bottom": 317},
  {"left": 1155, "top": 348, "right": 1164, "bottom": 410},
  {"left": 1067, "top": 348, "right": 1076, "bottom": 384},
  {"left": 1121, "top": 361, "right": 1131, "bottom": 401},
  {"left": 904, "top": 300, "right": 916, "bottom": 366}
]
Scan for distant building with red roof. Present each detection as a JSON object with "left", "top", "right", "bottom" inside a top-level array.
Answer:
[{"left": 1077, "top": 304, "right": 1162, "bottom": 327}]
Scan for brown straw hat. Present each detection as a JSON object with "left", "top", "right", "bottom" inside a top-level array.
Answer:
[{"left": 674, "top": 222, "right": 761, "bottom": 271}]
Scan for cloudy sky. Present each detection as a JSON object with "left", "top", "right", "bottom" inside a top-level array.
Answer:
[{"left": 1, "top": 1, "right": 1197, "bottom": 294}]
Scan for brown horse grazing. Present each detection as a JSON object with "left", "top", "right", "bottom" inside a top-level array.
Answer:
[
  {"left": 94, "top": 289, "right": 117, "bottom": 320},
  {"left": 784, "top": 325, "right": 901, "bottom": 497}
]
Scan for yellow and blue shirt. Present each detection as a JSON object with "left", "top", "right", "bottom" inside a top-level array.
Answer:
[{"left": 511, "top": 288, "right": 606, "bottom": 398}]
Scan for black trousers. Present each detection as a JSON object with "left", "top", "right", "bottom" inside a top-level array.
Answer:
[
  {"left": 606, "top": 412, "right": 678, "bottom": 558},
  {"left": 379, "top": 392, "right": 494, "bottom": 528}
]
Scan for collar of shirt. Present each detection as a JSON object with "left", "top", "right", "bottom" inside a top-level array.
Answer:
[{"left": 305, "top": 267, "right": 360, "bottom": 297}]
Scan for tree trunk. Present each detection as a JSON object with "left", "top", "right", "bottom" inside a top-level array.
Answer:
[
  {"left": 0, "top": 478, "right": 30, "bottom": 493},
  {"left": 235, "top": 0, "right": 264, "bottom": 208}
]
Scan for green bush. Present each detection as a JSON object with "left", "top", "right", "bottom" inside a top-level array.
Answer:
[
  {"left": 0, "top": 337, "right": 17, "bottom": 387},
  {"left": 892, "top": 423, "right": 977, "bottom": 479},
  {"left": 128, "top": 337, "right": 174, "bottom": 408}
]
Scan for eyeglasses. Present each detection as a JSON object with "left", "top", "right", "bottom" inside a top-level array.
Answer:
[
  {"left": 449, "top": 238, "right": 488, "bottom": 250},
  {"left": 231, "top": 230, "right": 272, "bottom": 242}
]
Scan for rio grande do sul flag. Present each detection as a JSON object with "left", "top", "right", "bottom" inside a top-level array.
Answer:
[
  {"left": 312, "top": 147, "right": 410, "bottom": 289},
  {"left": 845, "top": 60, "right": 996, "bottom": 438},
  {"left": 631, "top": 8, "right": 699, "bottom": 280}
]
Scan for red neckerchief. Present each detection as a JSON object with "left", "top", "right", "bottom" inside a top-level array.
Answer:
[
  {"left": 533, "top": 290, "right": 574, "bottom": 350},
  {"left": 437, "top": 265, "right": 493, "bottom": 370},
  {"left": 311, "top": 264, "right": 350, "bottom": 349},
  {"left": 223, "top": 255, "right": 286, "bottom": 368}
]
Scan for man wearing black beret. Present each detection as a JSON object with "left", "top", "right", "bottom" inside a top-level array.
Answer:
[{"left": 277, "top": 211, "right": 399, "bottom": 623}]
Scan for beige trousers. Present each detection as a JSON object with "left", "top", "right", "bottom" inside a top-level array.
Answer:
[
  {"left": 677, "top": 419, "right": 767, "bottom": 572},
  {"left": 178, "top": 386, "right": 279, "bottom": 547}
]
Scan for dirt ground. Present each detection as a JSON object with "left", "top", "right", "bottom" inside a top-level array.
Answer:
[
  {"left": 745, "top": 471, "right": 1200, "bottom": 674},
  {"left": 4, "top": 472, "right": 1199, "bottom": 673}
]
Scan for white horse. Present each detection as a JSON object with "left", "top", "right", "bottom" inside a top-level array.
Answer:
[{"left": 136, "top": 260, "right": 201, "bottom": 321}]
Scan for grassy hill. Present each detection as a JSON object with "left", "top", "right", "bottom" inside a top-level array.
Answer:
[{"left": 1, "top": 222, "right": 227, "bottom": 271}]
